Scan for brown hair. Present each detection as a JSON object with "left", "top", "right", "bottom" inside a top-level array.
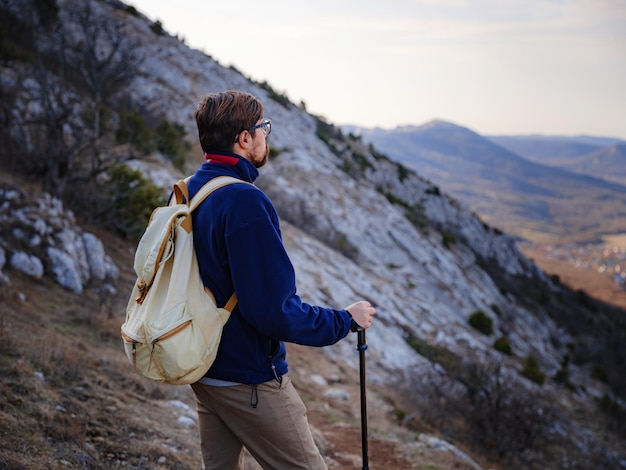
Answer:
[{"left": 194, "top": 90, "right": 264, "bottom": 153}]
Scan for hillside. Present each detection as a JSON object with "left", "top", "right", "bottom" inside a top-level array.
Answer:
[
  {"left": 489, "top": 136, "right": 626, "bottom": 186},
  {"left": 487, "top": 135, "right": 604, "bottom": 163},
  {"left": 560, "top": 144, "right": 626, "bottom": 186},
  {"left": 351, "top": 122, "right": 626, "bottom": 244},
  {"left": 1, "top": 0, "right": 625, "bottom": 468}
]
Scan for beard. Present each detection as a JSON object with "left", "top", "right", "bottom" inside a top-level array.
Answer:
[{"left": 252, "top": 142, "right": 270, "bottom": 168}]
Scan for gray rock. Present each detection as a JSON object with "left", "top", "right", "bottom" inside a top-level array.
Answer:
[
  {"left": 10, "top": 251, "right": 44, "bottom": 278},
  {"left": 83, "top": 232, "right": 108, "bottom": 280},
  {"left": 47, "top": 246, "right": 83, "bottom": 293}
]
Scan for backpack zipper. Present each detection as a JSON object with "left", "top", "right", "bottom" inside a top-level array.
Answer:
[{"left": 156, "top": 319, "right": 192, "bottom": 342}]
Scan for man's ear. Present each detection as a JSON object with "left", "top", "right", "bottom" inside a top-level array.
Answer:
[{"left": 233, "top": 130, "right": 251, "bottom": 152}]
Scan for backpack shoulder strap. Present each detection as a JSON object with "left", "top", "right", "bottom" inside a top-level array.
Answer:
[
  {"left": 188, "top": 176, "right": 247, "bottom": 212},
  {"left": 224, "top": 292, "right": 238, "bottom": 312},
  {"left": 176, "top": 175, "right": 246, "bottom": 312}
]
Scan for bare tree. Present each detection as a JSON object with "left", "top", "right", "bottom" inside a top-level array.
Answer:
[
  {"left": 0, "top": 0, "right": 143, "bottom": 195},
  {"left": 58, "top": 0, "right": 144, "bottom": 179},
  {"left": 402, "top": 355, "right": 562, "bottom": 468}
]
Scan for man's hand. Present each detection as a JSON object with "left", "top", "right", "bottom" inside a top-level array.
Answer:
[{"left": 345, "top": 301, "right": 376, "bottom": 331}]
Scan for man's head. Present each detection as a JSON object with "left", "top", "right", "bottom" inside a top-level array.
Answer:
[{"left": 195, "top": 90, "right": 270, "bottom": 168}]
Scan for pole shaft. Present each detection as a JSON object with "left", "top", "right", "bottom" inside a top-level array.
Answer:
[{"left": 358, "top": 330, "right": 369, "bottom": 469}]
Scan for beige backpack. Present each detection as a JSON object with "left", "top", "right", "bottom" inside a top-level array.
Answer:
[{"left": 121, "top": 176, "right": 243, "bottom": 384}]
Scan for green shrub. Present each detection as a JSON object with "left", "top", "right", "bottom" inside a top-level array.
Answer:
[
  {"left": 405, "top": 332, "right": 461, "bottom": 375},
  {"left": 382, "top": 191, "right": 408, "bottom": 208},
  {"left": 397, "top": 163, "right": 411, "bottom": 182},
  {"left": 406, "top": 203, "right": 428, "bottom": 231},
  {"left": 468, "top": 310, "right": 493, "bottom": 336},
  {"left": 339, "top": 161, "right": 353, "bottom": 174},
  {"left": 268, "top": 147, "right": 282, "bottom": 160},
  {"left": 369, "top": 146, "right": 389, "bottom": 162},
  {"left": 335, "top": 234, "right": 358, "bottom": 260},
  {"left": 116, "top": 110, "right": 153, "bottom": 154},
  {"left": 255, "top": 80, "right": 291, "bottom": 108},
  {"left": 425, "top": 186, "right": 440, "bottom": 196},
  {"left": 150, "top": 20, "right": 165, "bottom": 36},
  {"left": 316, "top": 122, "right": 334, "bottom": 145},
  {"left": 553, "top": 367, "right": 569, "bottom": 384},
  {"left": 347, "top": 132, "right": 361, "bottom": 142},
  {"left": 351, "top": 152, "right": 374, "bottom": 172},
  {"left": 99, "top": 165, "right": 166, "bottom": 239},
  {"left": 590, "top": 365, "right": 608, "bottom": 383},
  {"left": 124, "top": 5, "right": 140, "bottom": 17},
  {"left": 442, "top": 231, "right": 456, "bottom": 249},
  {"left": 521, "top": 355, "right": 546, "bottom": 385},
  {"left": 490, "top": 304, "right": 502, "bottom": 316},
  {"left": 554, "top": 355, "right": 571, "bottom": 385},
  {"left": 493, "top": 336, "right": 512, "bottom": 355},
  {"left": 392, "top": 408, "right": 406, "bottom": 422},
  {"left": 154, "top": 120, "right": 190, "bottom": 172}
]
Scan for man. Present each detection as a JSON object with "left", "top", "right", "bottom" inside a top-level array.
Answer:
[{"left": 187, "top": 90, "right": 375, "bottom": 469}]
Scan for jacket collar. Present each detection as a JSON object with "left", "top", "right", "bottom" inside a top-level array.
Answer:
[{"left": 204, "top": 152, "right": 259, "bottom": 183}]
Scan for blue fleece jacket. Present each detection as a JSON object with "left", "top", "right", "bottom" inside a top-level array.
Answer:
[{"left": 187, "top": 152, "right": 353, "bottom": 384}]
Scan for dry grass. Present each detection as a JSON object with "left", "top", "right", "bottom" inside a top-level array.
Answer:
[{"left": 0, "top": 241, "right": 202, "bottom": 469}]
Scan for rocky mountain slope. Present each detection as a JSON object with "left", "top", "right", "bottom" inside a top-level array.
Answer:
[{"left": 1, "top": 0, "right": 625, "bottom": 468}]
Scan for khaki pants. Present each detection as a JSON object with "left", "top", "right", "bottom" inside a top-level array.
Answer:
[{"left": 191, "top": 376, "right": 327, "bottom": 470}]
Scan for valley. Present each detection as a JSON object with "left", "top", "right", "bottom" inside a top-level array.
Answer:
[{"left": 519, "top": 237, "right": 626, "bottom": 309}]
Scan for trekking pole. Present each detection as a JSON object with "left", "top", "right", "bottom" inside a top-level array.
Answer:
[{"left": 357, "top": 330, "right": 369, "bottom": 470}]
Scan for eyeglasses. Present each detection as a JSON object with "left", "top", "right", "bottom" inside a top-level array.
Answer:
[
  {"left": 234, "top": 119, "right": 271, "bottom": 142},
  {"left": 250, "top": 119, "right": 271, "bottom": 136}
]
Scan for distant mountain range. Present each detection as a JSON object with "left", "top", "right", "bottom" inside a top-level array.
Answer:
[
  {"left": 347, "top": 121, "right": 626, "bottom": 244},
  {"left": 489, "top": 135, "right": 626, "bottom": 186}
]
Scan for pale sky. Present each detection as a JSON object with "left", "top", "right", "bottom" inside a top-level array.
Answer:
[{"left": 129, "top": 0, "right": 626, "bottom": 139}]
